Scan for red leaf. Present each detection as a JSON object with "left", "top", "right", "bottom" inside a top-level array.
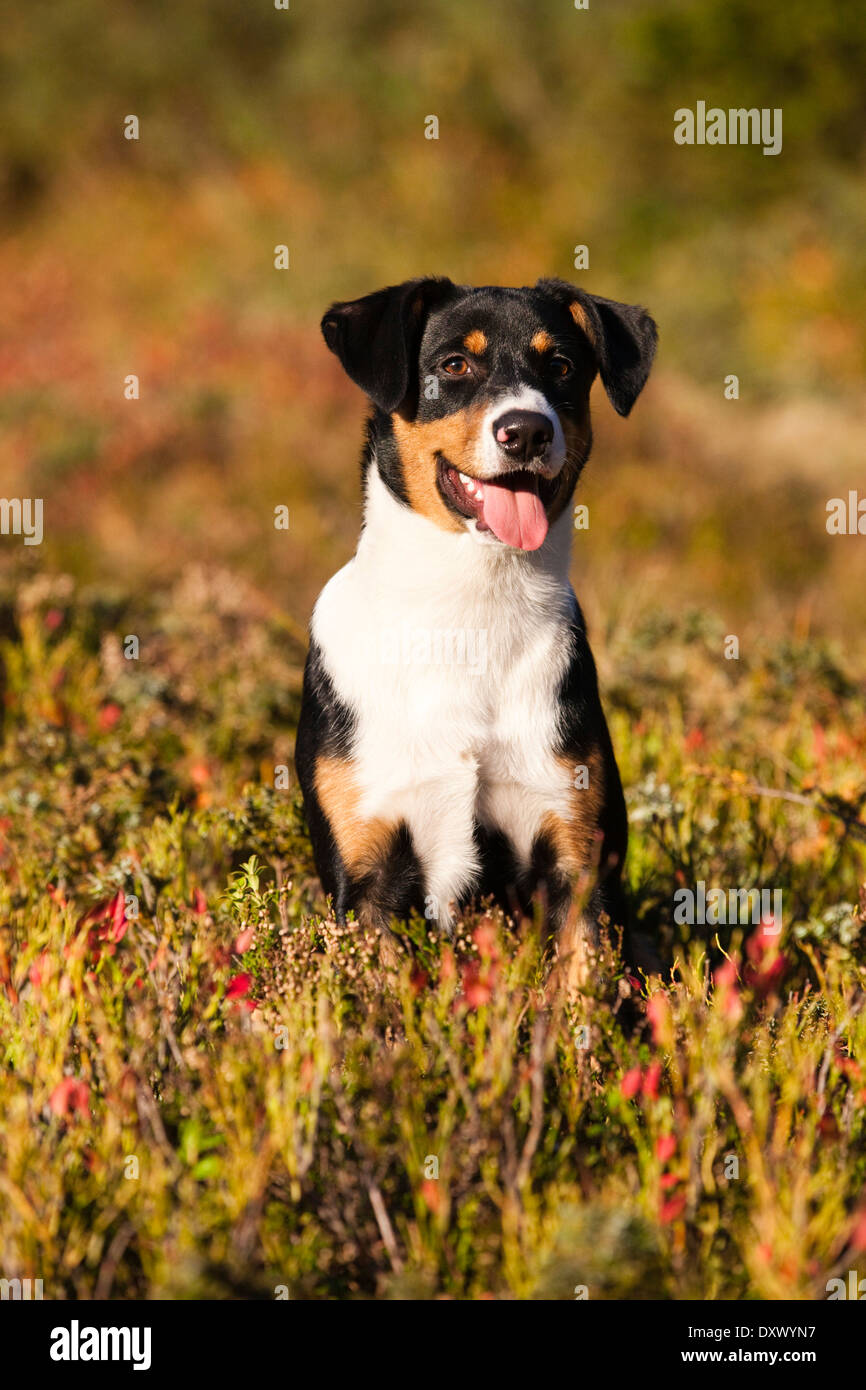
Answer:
[
  {"left": 50, "top": 1078, "right": 90, "bottom": 1119},
  {"left": 656, "top": 1133, "right": 677, "bottom": 1163},
  {"left": 420, "top": 1179, "right": 441, "bottom": 1214},
  {"left": 660, "top": 1194, "right": 686, "bottom": 1223},
  {"left": 647, "top": 991, "right": 673, "bottom": 1048},
  {"left": 98, "top": 702, "right": 122, "bottom": 731},
  {"left": 642, "top": 1062, "right": 662, "bottom": 1100},
  {"left": 226, "top": 973, "right": 253, "bottom": 1001},
  {"left": 460, "top": 960, "right": 494, "bottom": 1008},
  {"left": 409, "top": 965, "right": 429, "bottom": 996},
  {"left": 620, "top": 1066, "right": 642, "bottom": 1100}
]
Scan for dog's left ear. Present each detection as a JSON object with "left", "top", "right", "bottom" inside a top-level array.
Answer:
[
  {"left": 321, "top": 277, "right": 457, "bottom": 415},
  {"left": 535, "top": 278, "right": 658, "bottom": 417}
]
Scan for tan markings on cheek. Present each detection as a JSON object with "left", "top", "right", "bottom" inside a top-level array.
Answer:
[
  {"left": 569, "top": 301, "right": 596, "bottom": 348},
  {"left": 391, "top": 409, "right": 485, "bottom": 531},
  {"left": 463, "top": 329, "right": 487, "bottom": 354},
  {"left": 315, "top": 756, "right": 397, "bottom": 877},
  {"left": 531, "top": 329, "right": 554, "bottom": 353}
]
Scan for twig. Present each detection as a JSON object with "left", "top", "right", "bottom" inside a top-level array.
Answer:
[
  {"left": 697, "top": 773, "right": 866, "bottom": 844},
  {"left": 135, "top": 1084, "right": 181, "bottom": 1172},
  {"left": 331, "top": 1079, "right": 405, "bottom": 1275},
  {"left": 273, "top": 857, "right": 291, "bottom": 934},
  {"left": 515, "top": 1014, "right": 548, "bottom": 1189},
  {"left": 367, "top": 1182, "right": 404, "bottom": 1275},
  {"left": 94, "top": 1221, "right": 134, "bottom": 1299}
]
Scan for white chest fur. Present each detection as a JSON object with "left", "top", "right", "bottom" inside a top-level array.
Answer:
[{"left": 311, "top": 466, "right": 578, "bottom": 920}]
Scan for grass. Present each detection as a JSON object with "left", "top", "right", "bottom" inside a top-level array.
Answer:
[{"left": 1, "top": 571, "right": 864, "bottom": 1300}]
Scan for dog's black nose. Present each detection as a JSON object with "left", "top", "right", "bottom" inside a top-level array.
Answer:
[{"left": 493, "top": 410, "right": 554, "bottom": 462}]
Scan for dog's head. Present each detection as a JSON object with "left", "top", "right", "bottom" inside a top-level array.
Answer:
[{"left": 322, "top": 277, "right": 657, "bottom": 552}]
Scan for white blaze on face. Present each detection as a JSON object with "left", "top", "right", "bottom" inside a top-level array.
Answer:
[
  {"left": 468, "top": 387, "right": 566, "bottom": 551},
  {"left": 477, "top": 387, "right": 566, "bottom": 480}
]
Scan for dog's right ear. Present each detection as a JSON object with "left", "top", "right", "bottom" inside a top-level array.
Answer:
[{"left": 321, "top": 277, "right": 457, "bottom": 415}]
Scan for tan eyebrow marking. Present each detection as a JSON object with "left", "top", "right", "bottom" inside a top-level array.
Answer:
[
  {"left": 531, "top": 329, "right": 554, "bottom": 353},
  {"left": 463, "top": 329, "right": 487, "bottom": 354},
  {"left": 569, "top": 301, "right": 596, "bottom": 347}
]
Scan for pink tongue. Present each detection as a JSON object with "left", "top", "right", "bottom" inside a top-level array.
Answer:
[{"left": 480, "top": 475, "right": 549, "bottom": 551}]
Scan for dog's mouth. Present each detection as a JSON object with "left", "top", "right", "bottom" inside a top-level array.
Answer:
[{"left": 436, "top": 457, "right": 559, "bottom": 551}]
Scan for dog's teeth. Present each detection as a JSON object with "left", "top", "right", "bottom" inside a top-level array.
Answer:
[{"left": 458, "top": 473, "right": 485, "bottom": 504}]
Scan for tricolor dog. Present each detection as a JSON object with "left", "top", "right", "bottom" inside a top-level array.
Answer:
[{"left": 296, "top": 277, "right": 657, "bottom": 984}]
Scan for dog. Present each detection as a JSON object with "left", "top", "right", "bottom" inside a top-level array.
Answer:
[{"left": 295, "top": 277, "right": 657, "bottom": 985}]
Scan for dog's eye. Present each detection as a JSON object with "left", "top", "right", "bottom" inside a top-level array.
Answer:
[
  {"left": 441, "top": 355, "right": 470, "bottom": 376},
  {"left": 550, "top": 355, "right": 573, "bottom": 379}
]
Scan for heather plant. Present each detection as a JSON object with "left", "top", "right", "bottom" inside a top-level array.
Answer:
[{"left": 0, "top": 579, "right": 863, "bottom": 1299}]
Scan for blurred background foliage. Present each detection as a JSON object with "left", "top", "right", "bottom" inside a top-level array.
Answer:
[{"left": 1, "top": 0, "right": 865, "bottom": 624}]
